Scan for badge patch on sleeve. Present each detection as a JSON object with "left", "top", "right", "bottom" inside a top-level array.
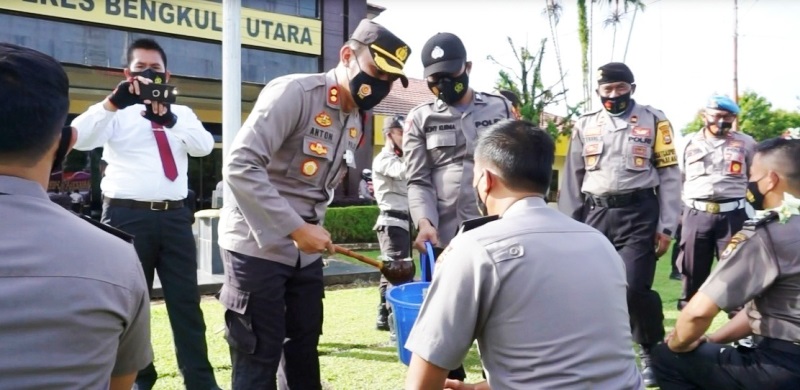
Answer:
[
  {"left": 654, "top": 120, "right": 678, "bottom": 168},
  {"left": 720, "top": 232, "right": 748, "bottom": 260}
]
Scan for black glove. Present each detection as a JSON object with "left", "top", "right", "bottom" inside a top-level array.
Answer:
[
  {"left": 143, "top": 103, "right": 177, "bottom": 128},
  {"left": 107, "top": 79, "right": 141, "bottom": 109}
]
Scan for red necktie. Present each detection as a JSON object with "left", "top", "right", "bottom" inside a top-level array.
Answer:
[{"left": 152, "top": 122, "right": 178, "bottom": 181}]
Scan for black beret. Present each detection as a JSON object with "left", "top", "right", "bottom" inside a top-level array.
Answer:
[{"left": 597, "top": 62, "right": 634, "bottom": 85}]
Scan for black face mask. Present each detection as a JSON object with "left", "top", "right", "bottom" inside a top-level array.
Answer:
[
  {"left": 428, "top": 72, "right": 469, "bottom": 105},
  {"left": 746, "top": 179, "right": 767, "bottom": 211},
  {"left": 348, "top": 58, "right": 392, "bottom": 111},
  {"left": 51, "top": 126, "right": 72, "bottom": 175},
  {"left": 706, "top": 119, "right": 733, "bottom": 137},
  {"left": 131, "top": 68, "right": 167, "bottom": 84},
  {"left": 600, "top": 92, "right": 632, "bottom": 116},
  {"left": 474, "top": 173, "right": 488, "bottom": 216}
]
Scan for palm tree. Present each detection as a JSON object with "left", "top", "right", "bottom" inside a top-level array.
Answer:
[
  {"left": 600, "top": 0, "right": 645, "bottom": 61},
  {"left": 543, "top": 0, "right": 569, "bottom": 111},
  {"left": 578, "top": 0, "right": 590, "bottom": 109}
]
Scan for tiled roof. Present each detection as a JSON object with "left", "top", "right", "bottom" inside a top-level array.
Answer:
[{"left": 372, "top": 78, "right": 433, "bottom": 116}]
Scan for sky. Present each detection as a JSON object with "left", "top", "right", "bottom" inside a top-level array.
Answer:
[{"left": 370, "top": 0, "right": 800, "bottom": 139}]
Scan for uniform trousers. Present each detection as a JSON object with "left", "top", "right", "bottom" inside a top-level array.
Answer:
[
  {"left": 376, "top": 225, "right": 411, "bottom": 293},
  {"left": 102, "top": 203, "right": 218, "bottom": 390},
  {"left": 651, "top": 338, "right": 800, "bottom": 389},
  {"left": 583, "top": 191, "right": 665, "bottom": 345},
  {"left": 677, "top": 207, "right": 748, "bottom": 309},
  {"left": 220, "top": 250, "right": 324, "bottom": 390}
]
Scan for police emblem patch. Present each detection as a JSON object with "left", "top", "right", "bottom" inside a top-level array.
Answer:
[
  {"left": 358, "top": 84, "right": 372, "bottom": 99},
  {"left": 308, "top": 141, "right": 328, "bottom": 156},
  {"left": 349, "top": 127, "right": 357, "bottom": 138},
  {"left": 301, "top": 160, "right": 319, "bottom": 176},
  {"left": 396, "top": 46, "right": 409, "bottom": 62},
  {"left": 315, "top": 111, "right": 332, "bottom": 127},
  {"left": 720, "top": 232, "right": 748, "bottom": 260}
]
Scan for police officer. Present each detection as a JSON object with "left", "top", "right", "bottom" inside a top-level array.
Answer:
[
  {"left": 651, "top": 136, "right": 800, "bottom": 389},
  {"left": 371, "top": 114, "right": 410, "bottom": 331},
  {"left": 404, "top": 32, "right": 514, "bottom": 255},
  {"left": 218, "top": 19, "right": 409, "bottom": 389},
  {"left": 359, "top": 168, "right": 374, "bottom": 200},
  {"left": 677, "top": 95, "right": 756, "bottom": 310},
  {"left": 558, "top": 62, "right": 682, "bottom": 386},
  {"left": 405, "top": 120, "right": 644, "bottom": 390}
]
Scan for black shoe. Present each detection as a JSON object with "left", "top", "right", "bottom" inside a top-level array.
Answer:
[
  {"left": 639, "top": 345, "right": 657, "bottom": 387},
  {"left": 669, "top": 271, "right": 681, "bottom": 281},
  {"left": 376, "top": 303, "right": 389, "bottom": 331}
]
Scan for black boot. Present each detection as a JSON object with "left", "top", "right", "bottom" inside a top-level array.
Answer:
[
  {"left": 639, "top": 344, "right": 657, "bottom": 387},
  {"left": 376, "top": 286, "right": 389, "bottom": 331}
]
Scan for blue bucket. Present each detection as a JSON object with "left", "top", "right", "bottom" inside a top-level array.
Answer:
[
  {"left": 386, "top": 241, "right": 436, "bottom": 365},
  {"left": 386, "top": 281, "right": 430, "bottom": 365}
]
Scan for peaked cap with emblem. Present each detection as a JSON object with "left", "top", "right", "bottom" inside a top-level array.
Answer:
[
  {"left": 597, "top": 62, "right": 634, "bottom": 85},
  {"left": 350, "top": 19, "right": 411, "bottom": 87},
  {"left": 421, "top": 32, "right": 467, "bottom": 78}
]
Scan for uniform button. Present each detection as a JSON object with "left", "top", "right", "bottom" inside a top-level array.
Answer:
[{"left": 509, "top": 246, "right": 521, "bottom": 256}]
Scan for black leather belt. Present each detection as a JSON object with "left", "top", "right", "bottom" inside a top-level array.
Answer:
[
  {"left": 588, "top": 188, "right": 656, "bottom": 208},
  {"left": 104, "top": 197, "right": 184, "bottom": 211},
  {"left": 381, "top": 210, "right": 409, "bottom": 221},
  {"left": 303, "top": 218, "right": 320, "bottom": 225},
  {"left": 759, "top": 337, "right": 800, "bottom": 355}
]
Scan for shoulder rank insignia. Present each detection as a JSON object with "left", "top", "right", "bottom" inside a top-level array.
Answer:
[
  {"left": 720, "top": 231, "right": 750, "bottom": 261},
  {"left": 75, "top": 213, "right": 134, "bottom": 243}
]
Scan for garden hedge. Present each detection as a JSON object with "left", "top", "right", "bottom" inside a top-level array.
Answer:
[{"left": 324, "top": 205, "right": 380, "bottom": 243}]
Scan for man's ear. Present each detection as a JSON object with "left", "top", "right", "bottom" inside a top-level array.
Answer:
[
  {"left": 339, "top": 45, "right": 354, "bottom": 65},
  {"left": 484, "top": 169, "right": 496, "bottom": 192},
  {"left": 631, "top": 83, "right": 637, "bottom": 95},
  {"left": 465, "top": 61, "right": 472, "bottom": 75},
  {"left": 165, "top": 70, "right": 171, "bottom": 83},
  {"left": 123, "top": 68, "right": 131, "bottom": 79}
]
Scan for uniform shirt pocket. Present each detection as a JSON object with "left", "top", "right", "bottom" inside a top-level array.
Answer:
[
  {"left": 582, "top": 141, "right": 604, "bottom": 171},
  {"left": 685, "top": 147, "right": 708, "bottom": 179},
  {"left": 626, "top": 143, "right": 652, "bottom": 171},
  {"left": 723, "top": 147, "right": 745, "bottom": 176},
  {"left": 426, "top": 130, "right": 458, "bottom": 166},
  {"left": 286, "top": 136, "right": 333, "bottom": 185}
]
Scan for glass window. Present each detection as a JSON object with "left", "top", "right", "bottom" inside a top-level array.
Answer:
[
  {"left": 0, "top": 13, "right": 318, "bottom": 84},
  {"left": 206, "top": 0, "right": 318, "bottom": 18}
]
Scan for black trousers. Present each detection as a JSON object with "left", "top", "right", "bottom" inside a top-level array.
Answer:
[
  {"left": 677, "top": 207, "right": 748, "bottom": 309},
  {"left": 220, "top": 250, "right": 324, "bottom": 390},
  {"left": 102, "top": 204, "right": 217, "bottom": 390},
  {"left": 584, "top": 192, "right": 665, "bottom": 345},
  {"left": 651, "top": 340, "right": 800, "bottom": 389},
  {"left": 671, "top": 221, "right": 682, "bottom": 275}
]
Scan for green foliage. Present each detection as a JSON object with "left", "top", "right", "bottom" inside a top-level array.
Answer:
[
  {"left": 577, "top": 0, "right": 589, "bottom": 106},
  {"left": 680, "top": 91, "right": 800, "bottom": 141},
  {"left": 324, "top": 205, "right": 379, "bottom": 243},
  {"left": 489, "top": 37, "right": 582, "bottom": 140}
]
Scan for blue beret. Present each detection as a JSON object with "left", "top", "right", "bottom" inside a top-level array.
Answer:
[{"left": 706, "top": 95, "right": 740, "bottom": 115}]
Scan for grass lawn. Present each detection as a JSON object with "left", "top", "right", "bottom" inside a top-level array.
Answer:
[{"left": 148, "top": 247, "right": 727, "bottom": 389}]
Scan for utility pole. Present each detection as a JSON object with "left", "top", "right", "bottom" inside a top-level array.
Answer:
[
  {"left": 222, "top": 0, "right": 241, "bottom": 207},
  {"left": 733, "top": 0, "right": 739, "bottom": 104}
]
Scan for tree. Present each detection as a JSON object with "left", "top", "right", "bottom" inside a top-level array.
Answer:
[
  {"left": 600, "top": 0, "right": 645, "bottom": 61},
  {"left": 577, "top": 0, "right": 591, "bottom": 110},
  {"left": 680, "top": 91, "right": 800, "bottom": 141},
  {"left": 488, "top": 37, "right": 582, "bottom": 140}
]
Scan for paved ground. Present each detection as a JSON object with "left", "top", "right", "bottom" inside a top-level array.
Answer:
[{"left": 151, "top": 258, "right": 380, "bottom": 299}]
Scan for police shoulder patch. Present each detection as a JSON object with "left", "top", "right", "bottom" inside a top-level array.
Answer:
[{"left": 719, "top": 231, "right": 751, "bottom": 261}]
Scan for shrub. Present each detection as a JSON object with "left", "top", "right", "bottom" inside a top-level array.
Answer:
[{"left": 324, "top": 205, "right": 379, "bottom": 243}]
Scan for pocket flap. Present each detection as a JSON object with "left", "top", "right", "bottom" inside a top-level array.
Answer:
[
  {"left": 685, "top": 146, "right": 709, "bottom": 164},
  {"left": 302, "top": 136, "right": 334, "bottom": 161},
  {"left": 426, "top": 131, "right": 457, "bottom": 150},
  {"left": 631, "top": 144, "right": 649, "bottom": 158},
  {"left": 219, "top": 284, "right": 250, "bottom": 315},
  {"left": 582, "top": 141, "right": 604, "bottom": 156}
]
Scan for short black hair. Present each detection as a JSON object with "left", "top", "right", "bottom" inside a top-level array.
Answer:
[
  {"left": 127, "top": 38, "right": 168, "bottom": 69},
  {"left": 755, "top": 137, "right": 800, "bottom": 187},
  {"left": 475, "top": 120, "right": 555, "bottom": 193},
  {"left": 497, "top": 89, "right": 521, "bottom": 108},
  {"left": 0, "top": 43, "right": 69, "bottom": 165}
]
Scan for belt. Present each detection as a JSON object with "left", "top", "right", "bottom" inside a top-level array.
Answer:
[
  {"left": 104, "top": 197, "right": 184, "bottom": 211},
  {"left": 587, "top": 188, "right": 656, "bottom": 208},
  {"left": 686, "top": 199, "right": 745, "bottom": 214},
  {"left": 303, "top": 218, "right": 320, "bottom": 225},
  {"left": 381, "top": 210, "right": 409, "bottom": 221},
  {"left": 759, "top": 337, "right": 800, "bottom": 355}
]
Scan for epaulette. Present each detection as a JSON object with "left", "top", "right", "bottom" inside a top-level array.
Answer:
[
  {"left": 579, "top": 107, "right": 603, "bottom": 117},
  {"left": 458, "top": 215, "right": 500, "bottom": 235},
  {"left": 408, "top": 98, "right": 437, "bottom": 114},
  {"left": 743, "top": 210, "right": 780, "bottom": 230},
  {"left": 74, "top": 213, "right": 134, "bottom": 243},
  {"left": 640, "top": 104, "right": 666, "bottom": 119}
]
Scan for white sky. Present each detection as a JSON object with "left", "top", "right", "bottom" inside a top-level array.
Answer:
[{"left": 371, "top": 0, "right": 800, "bottom": 138}]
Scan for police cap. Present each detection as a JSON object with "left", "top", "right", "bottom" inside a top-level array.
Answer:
[
  {"left": 597, "top": 62, "right": 635, "bottom": 85},
  {"left": 383, "top": 114, "right": 405, "bottom": 133},
  {"left": 350, "top": 19, "right": 411, "bottom": 87},
  {"left": 421, "top": 32, "right": 467, "bottom": 78}
]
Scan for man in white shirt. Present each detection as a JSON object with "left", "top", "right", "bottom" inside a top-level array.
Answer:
[{"left": 71, "top": 38, "right": 219, "bottom": 390}]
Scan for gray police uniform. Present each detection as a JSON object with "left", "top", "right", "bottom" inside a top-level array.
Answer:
[
  {"left": 372, "top": 141, "right": 410, "bottom": 259},
  {"left": 218, "top": 70, "right": 362, "bottom": 389},
  {"left": 677, "top": 129, "right": 756, "bottom": 309},
  {"left": 404, "top": 91, "right": 512, "bottom": 249},
  {"left": 652, "top": 211, "right": 800, "bottom": 389},
  {"left": 406, "top": 197, "right": 644, "bottom": 390},
  {"left": 0, "top": 176, "right": 152, "bottom": 388},
  {"left": 559, "top": 102, "right": 682, "bottom": 346}
]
